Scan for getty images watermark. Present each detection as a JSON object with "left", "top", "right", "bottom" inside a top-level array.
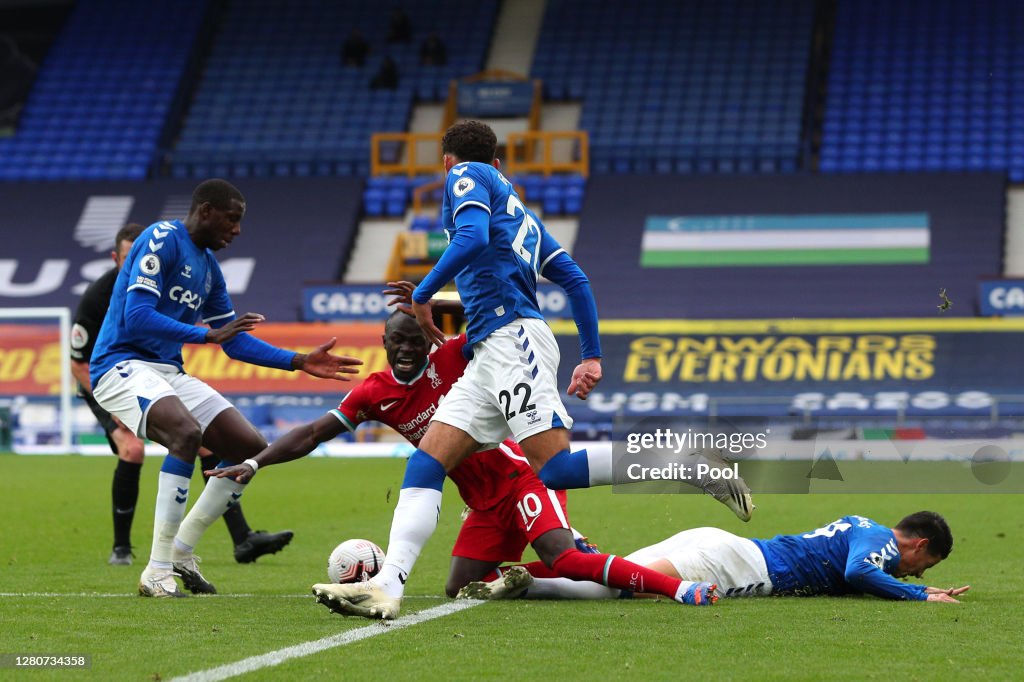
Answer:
[
  {"left": 611, "top": 416, "right": 1024, "bottom": 494},
  {"left": 622, "top": 427, "right": 766, "bottom": 484}
]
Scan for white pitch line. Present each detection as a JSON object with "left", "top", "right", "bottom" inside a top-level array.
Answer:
[
  {"left": 169, "top": 600, "right": 483, "bottom": 682},
  {"left": 0, "top": 592, "right": 446, "bottom": 599}
]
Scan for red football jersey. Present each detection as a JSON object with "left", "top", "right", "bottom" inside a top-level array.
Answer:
[{"left": 332, "top": 335, "right": 533, "bottom": 511}]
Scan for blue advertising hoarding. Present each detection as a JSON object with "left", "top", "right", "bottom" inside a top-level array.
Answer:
[
  {"left": 303, "top": 283, "right": 572, "bottom": 321},
  {"left": 978, "top": 280, "right": 1024, "bottom": 316}
]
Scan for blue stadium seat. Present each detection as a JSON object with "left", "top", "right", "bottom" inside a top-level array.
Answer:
[
  {"left": 363, "top": 188, "right": 386, "bottom": 216},
  {"left": 542, "top": 186, "right": 563, "bottom": 214}
]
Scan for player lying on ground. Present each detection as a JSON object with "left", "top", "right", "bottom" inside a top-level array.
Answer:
[
  {"left": 212, "top": 312, "right": 726, "bottom": 611},
  {"left": 71, "top": 222, "right": 292, "bottom": 566},
  {"left": 89, "top": 179, "right": 362, "bottom": 598},
  {"left": 457, "top": 512, "right": 968, "bottom": 604}
]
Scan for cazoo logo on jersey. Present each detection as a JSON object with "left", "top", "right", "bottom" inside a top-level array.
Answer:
[{"left": 170, "top": 286, "right": 204, "bottom": 311}]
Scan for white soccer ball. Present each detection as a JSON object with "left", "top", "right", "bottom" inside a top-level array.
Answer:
[{"left": 327, "top": 539, "right": 385, "bottom": 584}]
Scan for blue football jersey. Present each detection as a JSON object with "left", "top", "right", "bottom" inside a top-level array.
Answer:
[
  {"left": 441, "top": 162, "right": 565, "bottom": 343},
  {"left": 90, "top": 220, "right": 234, "bottom": 384},
  {"left": 752, "top": 515, "right": 927, "bottom": 600}
]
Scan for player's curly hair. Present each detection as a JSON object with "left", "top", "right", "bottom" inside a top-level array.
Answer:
[
  {"left": 895, "top": 511, "right": 953, "bottom": 558},
  {"left": 442, "top": 120, "right": 497, "bottom": 163},
  {"left": 191, "top": 178, "right": 245, "bottom": 212}
]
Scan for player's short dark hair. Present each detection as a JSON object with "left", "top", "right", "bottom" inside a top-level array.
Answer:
[
  {"left": 191, "top": 178, "right": 245, "bottom": 212},
  {"left": 385, "top": 309, "right": 420, "bottom": 331},
  {"left": 114, "top": 223, "right": 145, "bottom": 250},
  {"left": 441, "top": 120, "right": 497, "bottom": 163},
  {"left": 895, "top": 511, "right": 953, "bottom": 558}
]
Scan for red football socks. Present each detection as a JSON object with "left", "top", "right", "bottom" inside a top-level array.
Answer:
[{"left": 550, "top": 548, "right": 682, "bottom": 597}]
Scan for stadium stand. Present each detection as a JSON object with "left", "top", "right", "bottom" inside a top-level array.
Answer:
[
  {"left": 821, "top": 0, "right": 1024, "bottom": 180},
  {"left": 533, "top": 0, "right": 815, "bottom": 174},
  {"left": 0, "top": 0, "right": 208, "bottom": 181},
  {"left": 170, "top": 0, "right": 497, "bottom": 178}
]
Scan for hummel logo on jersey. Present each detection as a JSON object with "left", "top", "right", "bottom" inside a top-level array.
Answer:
[
  {"left": 152, "top": 226, "right": 170, "bottom": 239},
  {"left": 148, "top": 239, "right": 165, "bottom": 252},
  {"left": 181, "top": 265, "right": 192, "bottom": 279},
  {"left": 451, "top": 165, "right": 468, "bottom": 176},
  {"left": 380, "top": 400, "right": 398, "bottom": 411},
  {"left": 398, "top": 571, "right": 409, "bottom": 585}
]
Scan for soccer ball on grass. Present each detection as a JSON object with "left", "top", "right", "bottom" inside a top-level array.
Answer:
[{"left": 327, "top": 539, "right": 385, "bottom": 584}]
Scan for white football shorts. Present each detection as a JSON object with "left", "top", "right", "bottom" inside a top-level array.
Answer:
[
  {"left": 432, "top": 317, "right": 574, "bottom": 447},
  {"left": 625, "top": 527, "right": 774, "bottom": 598},
  {"left": 92, "top": 359, "right": 232, "bottom": 439}
]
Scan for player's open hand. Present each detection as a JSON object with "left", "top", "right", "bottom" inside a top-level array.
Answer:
[
  {"left": 926, "top": 591, "right": 964, "bottom": 603},
  {"left": 925, "top": 585, "right": 970, "bottom": 602},
  {"left": 412, "top": 299, "right": 447, "bottom": 348},
  {"left": 205, "top": 463, "right": 255, "bottom": 483},
  {"left": 384, "top": 280, "right": 416, "bottom": 316},
  {"left": 567, "top": 358, "right": 602, "bottom": 400},
  {"left": 205, "top": 312, "right": 265, "bottom": 344},
  {"left": 295, "top": 337, "right": 363, "bottom": 380}
]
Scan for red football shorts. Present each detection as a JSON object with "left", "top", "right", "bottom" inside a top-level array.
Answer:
[{"left": 451, "top": 475, "right": 569, "bottom": 562}]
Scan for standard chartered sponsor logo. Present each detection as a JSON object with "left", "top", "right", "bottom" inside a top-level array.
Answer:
[{"left": 399, "top": 403, "right": 438, "bottom": 432}]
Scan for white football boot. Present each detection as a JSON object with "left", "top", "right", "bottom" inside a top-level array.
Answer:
[
  {"left": 312, "top": 582, "right": 401, "bottom": 620},
  {"left": 138, "top": 566, "right": 188, "bottom": 598}
]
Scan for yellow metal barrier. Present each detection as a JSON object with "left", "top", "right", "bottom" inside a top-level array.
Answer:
[
  {"left": 505, "top": 130, "right": 589, "bottom": 177},
  {"left": 370, "top": 132, "right": 443, "bottom": 177},
  {"left": 372, "top": 131, "right": 587, "bottom": 185},
  {"left": 411, "top": 178, "right": 445, "bottom": 214}
]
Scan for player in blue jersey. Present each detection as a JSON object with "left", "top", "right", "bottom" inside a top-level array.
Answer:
[
  {"left": 464, "top": 511, "right": 968, "bottom": 604},
  {"left": 314, "top": 121, "right": 748, "bottom": 621},
  {"left": 71, "top": 223, "right": 293, "bottom": 567},
  {"left": 90, "top": 179, "right": 362, "bottom": 598}
]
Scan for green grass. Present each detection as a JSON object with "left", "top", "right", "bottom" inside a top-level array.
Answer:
[{"left": 1, "top": 454, "right": 1022, "bottom": 681}]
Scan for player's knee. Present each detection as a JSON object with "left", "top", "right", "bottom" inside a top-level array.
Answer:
[
  {"left": 168, "top": 425, "right": 203, "bottom": 458},
  {"left": 119, "top": 439, "right": 145, "bottom": 464},
  {"left": 444, "top": 577, "right": 465, "bottom": 599},
  {"left": 538, "top": 544, "right": 573, "bottom": 570},
  {"left": 233, "top": 432, "right": 268, "bottom": 458}
]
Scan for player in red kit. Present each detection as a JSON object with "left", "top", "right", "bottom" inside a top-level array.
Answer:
[{"left": 211, "top": 312, "right": 718, "bottom": 610}]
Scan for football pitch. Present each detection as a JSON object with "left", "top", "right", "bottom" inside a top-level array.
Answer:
[{"left": 1, "top": 454, "right": 1022, "bottom": 681}]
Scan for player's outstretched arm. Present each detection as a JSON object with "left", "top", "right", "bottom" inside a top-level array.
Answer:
[
  {"left": 539, "top": 244, "right": 603, "bottom": 400},
  {"left": 205, "top": 312, "right": 265, "bottom": 344},
  {"left": 206, "top": 413, "right": 346, "bottom": 482},
  {"left": 409, "top": 206, "right": 489, "bottom": 345},
  {"left": 291, "top": 337, "right": 363, "bottom": 380}
]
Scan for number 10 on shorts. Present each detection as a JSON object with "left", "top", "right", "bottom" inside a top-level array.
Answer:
[{"left": 516, "top": 492, "right": 543, "bottom": 529}]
